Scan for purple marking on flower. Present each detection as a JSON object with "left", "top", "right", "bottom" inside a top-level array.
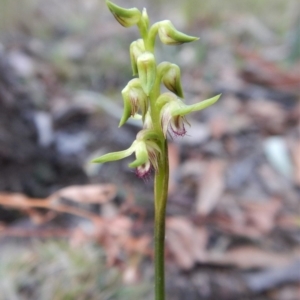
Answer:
[
  {"left": 136, "top": 161, "right": 152, "bottom": 179},
  {"left": 169, "top": 115, "right": 187, "bottom": 137}
]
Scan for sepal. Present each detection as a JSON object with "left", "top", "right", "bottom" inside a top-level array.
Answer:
[
  {"left": 128, "top": 141, "right": 148, "bottom": 168},
  {"left": 106, "top": 0, "right": 141, "bottom": 27},
  {"left": 91, "top": 147, "right": 135, "bottom": 164},
  {"left": 172, "top": 94, "right": 221, "bottom": 116},
  {"left": 137, "top": 52, "right": 157, "bottom": 96},
  {"left": 141, "top": 8, "right": 149, "bottom": 30},
  {"left": 158, "top": 62, "right": 184, "bottom": 98},
  {"left": 158, "top": 20, "right": 198, "bottom": 45},
  {"left": 130, "top": 39, "right": 145, "bottom": 76}
]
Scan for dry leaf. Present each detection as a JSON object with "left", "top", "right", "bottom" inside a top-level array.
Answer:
[
  {"left": 205, "top": 246, "right": 298, "bottom": 269},
  {"left": 247, "top": 100, "right": 287, "bottom": 134},
  {"left": 196, "top": 159, "right": 226, "bottom": 216},
  {"left": 242, "top": 198, "right": 282, "bottom": 234},
  {"left": 209, "top": 115, "right": 229, "bottom": 138},
  {"left": 24, "top": 208, "right": 57, "bottom": 224},
  {"left": 166, "top": 217, "right": 207, "bottom": 270},
  {"left": 123, "top": 236, "right": 151, "bottom": 256},
  {"left": 0, "top": 186, "right": 144, "bottom": 267},
  {"left": 0, "top": 193, "right": 30, "bottom": 207},
  {"left": 237, "top": 46, "right": 300, "bottom": 91},
  {"left": 49, "top": 184, "right": 117, "bottom": 204},
  {"left": 106, "top": 215, "right": 132, "bottom": 238},
  {"left": 0, "top": 227, "right": 71, "bottom": 238}
]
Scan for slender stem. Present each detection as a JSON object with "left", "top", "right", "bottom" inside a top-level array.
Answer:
[
  {"left": 154, "top": 140, "right": 169, "bottom": 300},
  {"left": 143, "top": 24, "right": 169, "bottom": 300},
  {"left": 149, "top": 71, "right": 169, "bottom": 300},
  {"left": 147, "top": 60, "right": 169, "bottom": 299}
]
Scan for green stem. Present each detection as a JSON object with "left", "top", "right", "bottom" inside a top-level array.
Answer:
[
  {"left": 154, "top": 140, "right": 169, "bottom": 300},
  {"left": 148, "top": 64, "right": 168, "bottom": 300},
  {"left": 144, "top": 24, "right": 169, "bottom": 300}
]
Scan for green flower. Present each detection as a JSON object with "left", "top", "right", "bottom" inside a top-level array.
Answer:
[
  {"left": 157, "top": 93, "right": 221, "bottom": 137},
  {"left": 119, "top": 78, "right": 148, "bottom": 127},
  {"left": 158, "top": 20, "right": 198, "bottom": 45},
  {"left": 158, "top": 62, "right": 184, "bottom": 98},
  {"left": 92, "top": 130, "right": 161, "bottom": 178},
  {"left": 106, "top": 0, "right": 141, "bottom": 27}
]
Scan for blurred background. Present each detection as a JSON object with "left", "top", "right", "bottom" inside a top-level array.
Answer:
[{"left": 0, "top": 0, "right": 299, "bottom": 299}]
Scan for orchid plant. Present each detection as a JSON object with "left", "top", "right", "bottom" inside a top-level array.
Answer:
[{"left": 93, "top": 1, "right": 221, "bottom": 299}]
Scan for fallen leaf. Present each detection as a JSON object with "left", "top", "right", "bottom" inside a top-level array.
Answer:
[
  {"left": 257, "top": 163, "right": 291, "bottom": 195},
  {"left": 166, "top": 217, "right": 207, "bottom": 270},
  {"left": 0, "top": 186, "right": 145, "bottom": 267},
  {"left": 49, "top": 184, "right": 117, "bottom": 204},
  {"left": 247, "top": 100, "right": 287, "bottom": 134},
  {"left": 209, "top": 115, "right": 229, "bottom": 138},
  {"left": 196, "top": 159, "right": 226, "bottom": 216},
  {"left": 242, "top": 198, "right": 282, "bottom": 234},
  {"left": 24, "top": 208, "right": 57, "bottom": 224},
  {"left": 237, "top": 46, "right": 300, "bottom": 92},
  {"left": 127, "top": 235, "right": 151, "bottom": 253},
  {"left": 204, "top": 246, "right": 299, "bottom": 269}
]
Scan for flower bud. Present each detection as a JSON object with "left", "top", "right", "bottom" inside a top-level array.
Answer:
[
  {"left": 158, "top": 62, "right": 184, "bottom": 98},
  {"left": 119, "top": 78, "right": 148, "bottom": 127},
  {"left": 158, "top": 20, "right": 198, "bottom": 45},
  {"left": 137, "top": 52, "right": 157, "bottom": 96},
  {"left": 106, "top": 0, "right": 141, "bottom": 27},
  {"left": 130, "top": 39, "right": 145, "bottom": 76}
]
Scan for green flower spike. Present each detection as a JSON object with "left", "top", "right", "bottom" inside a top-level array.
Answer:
[
  {"left": 158, "top": 20, "right": 198, "bottom": 45},
  {"left": 106, "top": 0, "right": 141, "bottom": 27},
  {"left": 137, "top": 51, "right": 157, "bottom": 96},
  {"left": 157, "top": 93, "right": 221, "bottom": 137},
  {"left": 130, "top": 39, "right": 145, "bottom": 76},
  {"left": 158, "top": 62, "right": 184, "bottom": 98},
  {"left": 98, "top": 2, "right": 222, "bottom": 298},
  {"left": 92, "top": 130, "right": 161, "bottom": 178},
  {"left": 119, "top": 78, "right": 148, "bottom": 127}
]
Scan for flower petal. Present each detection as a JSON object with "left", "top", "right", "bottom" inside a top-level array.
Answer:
[
  {"left": 92, "top": 142, "right": 137, "bottom": 163},
  {"left": 128, "top": 141, "right": 149, "bottom": 168},
  {"left": 172, "top": 94, "right": 221, "bottom": 116}
]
